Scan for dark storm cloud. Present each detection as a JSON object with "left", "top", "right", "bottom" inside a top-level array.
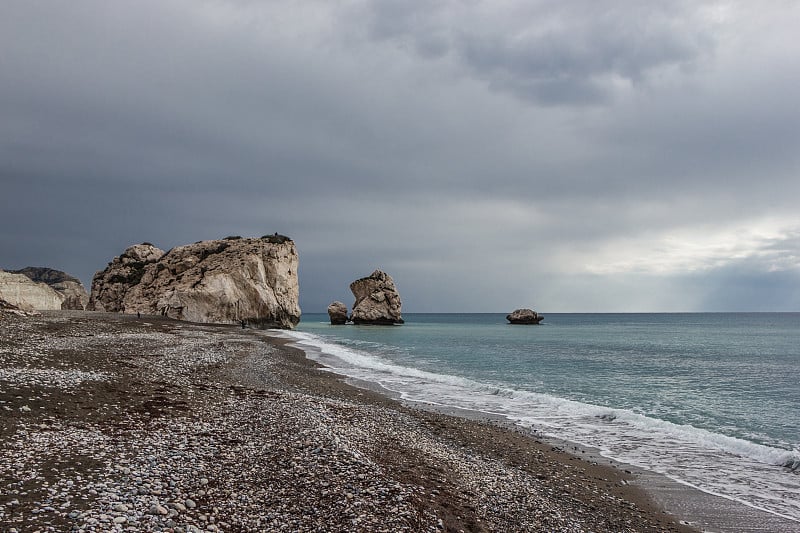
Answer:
[
  {"left": 356, "top": 0, "right": 713, "bottom": 105},
  {"left": 1, "top": 1, "right": 799, "bottom": 312}
]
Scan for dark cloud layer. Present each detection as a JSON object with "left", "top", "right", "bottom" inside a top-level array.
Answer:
[{"left": 2, "top": 1, "right": 799, "bottom": 312}]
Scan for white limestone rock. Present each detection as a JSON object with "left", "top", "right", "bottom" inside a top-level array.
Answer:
[
  {"left": 87, "top": 243, "right": 165, "bottom": 312},
  {"left": 11, "top": 267, "right": 89, "bottom": 310},
  {"left": 0, "top": 270, "right": 64, "bottom": 311},
  {"left": 90, "top": 236, "right": 300, "bottom": 329},
  {"left": 349, "top": 270, "right": 403, "bottom": 325}
]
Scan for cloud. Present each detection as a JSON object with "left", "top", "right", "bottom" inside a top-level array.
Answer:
[
  {"left": 354, "top": 0, "right": 716, "bottom": 105},
  {"left": 1, "top": 0, "right": 799, "bottom": 312}
]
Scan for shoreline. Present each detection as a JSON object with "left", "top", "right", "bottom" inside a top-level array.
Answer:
[
  {"left": 0, "top": 310, "right": 787, "bottom": 531},
  {"left": 280, "top": 328, "right": 800, "bottom": 533}
]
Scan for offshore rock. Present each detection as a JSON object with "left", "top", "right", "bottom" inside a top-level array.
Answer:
[
  {"left": 349, "top": 270, "right": 403, "bottom": 325},
  {"left": 88, "top": 243, "right": 166, "bottom": 312},
  {"left": 90, "top": 236, "right": 300, "bottom": 329},
  {"left": 327, "top": 301, "right": 349, "bottom": 325},
  {"left": 506, "top": 308, "right": 544, "bottom": 325},
  {"left": 11, "top": 266, "right": 89, "bottom": 310},
  {"left": 0, "top": 270, "right": 65, "bottom": 311}
]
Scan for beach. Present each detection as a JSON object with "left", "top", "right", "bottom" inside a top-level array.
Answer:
[{"left": 2, "top": 311, "right": 698, "bottom": 532}]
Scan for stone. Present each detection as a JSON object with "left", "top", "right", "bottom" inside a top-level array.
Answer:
[
  {"left": 327, "top": 301, "right": 349, "bottom": 325},
  {"left": 0, "top": 270, "right": 64, "bottom": 311},
  {"left": 506, "top": 308, "right": 544, "bottom": 324},
  {"left": 87, "top": 243, "right": 165, "bottom": 312},
  {"left": 349, "top": 270, "right": 403, "bottom": 325},
  {"left": 9, "top": 267, "right": 89, "bottom": 310},
  {"left": 150, "top": 504, "right": 169, "bottom": 515},
  {"left": 89, "top": 236, "right": 301, "bottom": 329}
]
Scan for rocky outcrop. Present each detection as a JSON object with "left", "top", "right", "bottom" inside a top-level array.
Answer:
[
  {"left": 0, "top": 270, "right": 64, "bottom": 311},
  {"left": 349, "top": 270, "right": 403, "bottom": 325},
  {"left": 11, "top": 267, "right": 89, "bottom": 310},
  {"left": 506, "top": 308, "right": 544, "bottom": 324},
  {"left": 89, "top": 235, "right": 300, "bottom": 329},
  {"left": 88, "top": 243, "right": 166, "bottom": 312},
  {"left": 327, "top": 301, "right": 349, "bottom": 325}
]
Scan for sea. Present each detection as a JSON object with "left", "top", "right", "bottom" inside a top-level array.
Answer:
[{"left": 281, "top": 313, "right": 800, "bottom": 526}]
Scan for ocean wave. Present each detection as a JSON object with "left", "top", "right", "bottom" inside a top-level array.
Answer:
[{"left": 281, "top": 329, "right": 799, "bottom": 471}]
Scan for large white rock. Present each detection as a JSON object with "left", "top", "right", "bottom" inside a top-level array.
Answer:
[
  {"left": 349, "top": 270, "right": 403, "bottom": 325},
  {"left": 11, "top": 267, "right": 89, "bottom": 310},
  {"left": 0, "top": 270, "right": 64, "bottom": 311},
  {"left": 90, "top": 236, "right": 301, "bottom": 329},
  {"left": 87, "top": 243, "right": 166, "bottom": 312}
]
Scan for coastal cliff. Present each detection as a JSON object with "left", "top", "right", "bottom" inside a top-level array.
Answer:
[
  {"left": 89, "top": 235, "right": 301, "bottom": 329},
  {"left": 11, "top": 267, "right": 89, "bottom": 310},
  {"left": 0, "top": 268, "right": 88, "bottom": 311}
]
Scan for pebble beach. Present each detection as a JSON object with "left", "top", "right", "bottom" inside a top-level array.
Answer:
[{"left": 0, "top": 311, "right": 696, "bottom": 532}]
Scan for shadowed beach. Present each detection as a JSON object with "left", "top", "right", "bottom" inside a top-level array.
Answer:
[{"left": 1, "top": 311, "right": 706, "bottom": 531}]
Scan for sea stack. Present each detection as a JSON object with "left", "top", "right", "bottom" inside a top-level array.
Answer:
[
  {"left": 506, "top": 308, "right": 544, "bottom": 324},
  {"left": 327, "top": 301, "right": 349, "bottom": 325},
  {"left": 89, "top": 235, "right": 301, "bottom": 329},
  {"left": 349, "top": 270, "right": 404, "bottom": 325}
]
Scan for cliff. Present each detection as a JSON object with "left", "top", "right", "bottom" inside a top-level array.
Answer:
[
  {"left": 11, "top": 266, "right": 89, "bottom": 310},
  {"left": 0, "top": 270, "right": 64, "bottom": 311},
  {"left": 89, "top": 236, "right": 301, "bottom": 329}
]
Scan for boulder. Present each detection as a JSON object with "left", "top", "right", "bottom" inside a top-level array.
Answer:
[
  {"left": 11, "top": 267, "right": 89, "bottom": 310},
  {"left": 89, "top": 235, "right": 301, "bottom": 329},
  {"left": 0, "top": 270, "right": 64, "bottom": 311},
  {"left": 506, "top": 308, "right": 544, "bottom": 324},
  {"left": 327, "top": 301, "right": 349, "bottom": 325},
  {"left": 349, "top": 270, "right": 403, "bottom": 325}
]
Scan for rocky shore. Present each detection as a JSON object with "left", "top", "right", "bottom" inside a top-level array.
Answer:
[{"left": 0, "top": 311, "right": 696, "bottom": 532}]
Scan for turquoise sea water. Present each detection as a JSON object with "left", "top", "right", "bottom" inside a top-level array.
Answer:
[{"left": 284, "top": 313, "right": 800, "bottom": 523}]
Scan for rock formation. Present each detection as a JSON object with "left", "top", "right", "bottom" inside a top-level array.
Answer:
[
  {"left": 506, "top": 308, "right": 544, "bottom": 325},
  {"left": 88, "top": 243, "right": 166, "bottom": 312},
  {"left": 89, "top": 235, "right": 301, "bottom": 329},
  {"left": 0, "top": 270, "right": 65, "bottom": 311},
  {"left": 349, "top": 270, "right": 403, "bottom": 325},
  {"left": 327, "top": 301, "right": 349, "bottom": 325},
  {"left": 11, "top": 267, "right": 89, "bottom": 310}
]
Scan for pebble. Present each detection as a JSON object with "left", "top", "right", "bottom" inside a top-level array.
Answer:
[{"left": 0, "top": 311, "right": 660, "bottom": 533}]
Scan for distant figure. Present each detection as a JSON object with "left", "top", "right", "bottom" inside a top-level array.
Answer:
[
  {"left": 241, "top": 319, "right": 246, "bottom": 329},
  {"left": 137, "top": 311, "right": 141, "bottom": 319}
]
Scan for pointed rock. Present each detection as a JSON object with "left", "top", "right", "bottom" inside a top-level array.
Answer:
[{"left": 350, "top": 270, "right": 403, "bottom": 325}]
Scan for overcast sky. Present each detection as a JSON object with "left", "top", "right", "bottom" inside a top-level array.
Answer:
[{"left": 2, "top": 0, "right": 799, "bottom": 312}]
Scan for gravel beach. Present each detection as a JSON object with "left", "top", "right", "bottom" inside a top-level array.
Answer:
[{"left": 1, "top": 311, "right": 696, "bottom": 532}]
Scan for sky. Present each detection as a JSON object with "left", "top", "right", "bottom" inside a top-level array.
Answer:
[{"left": 2, "top": 0, "right": 799, "bottom": 313}]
